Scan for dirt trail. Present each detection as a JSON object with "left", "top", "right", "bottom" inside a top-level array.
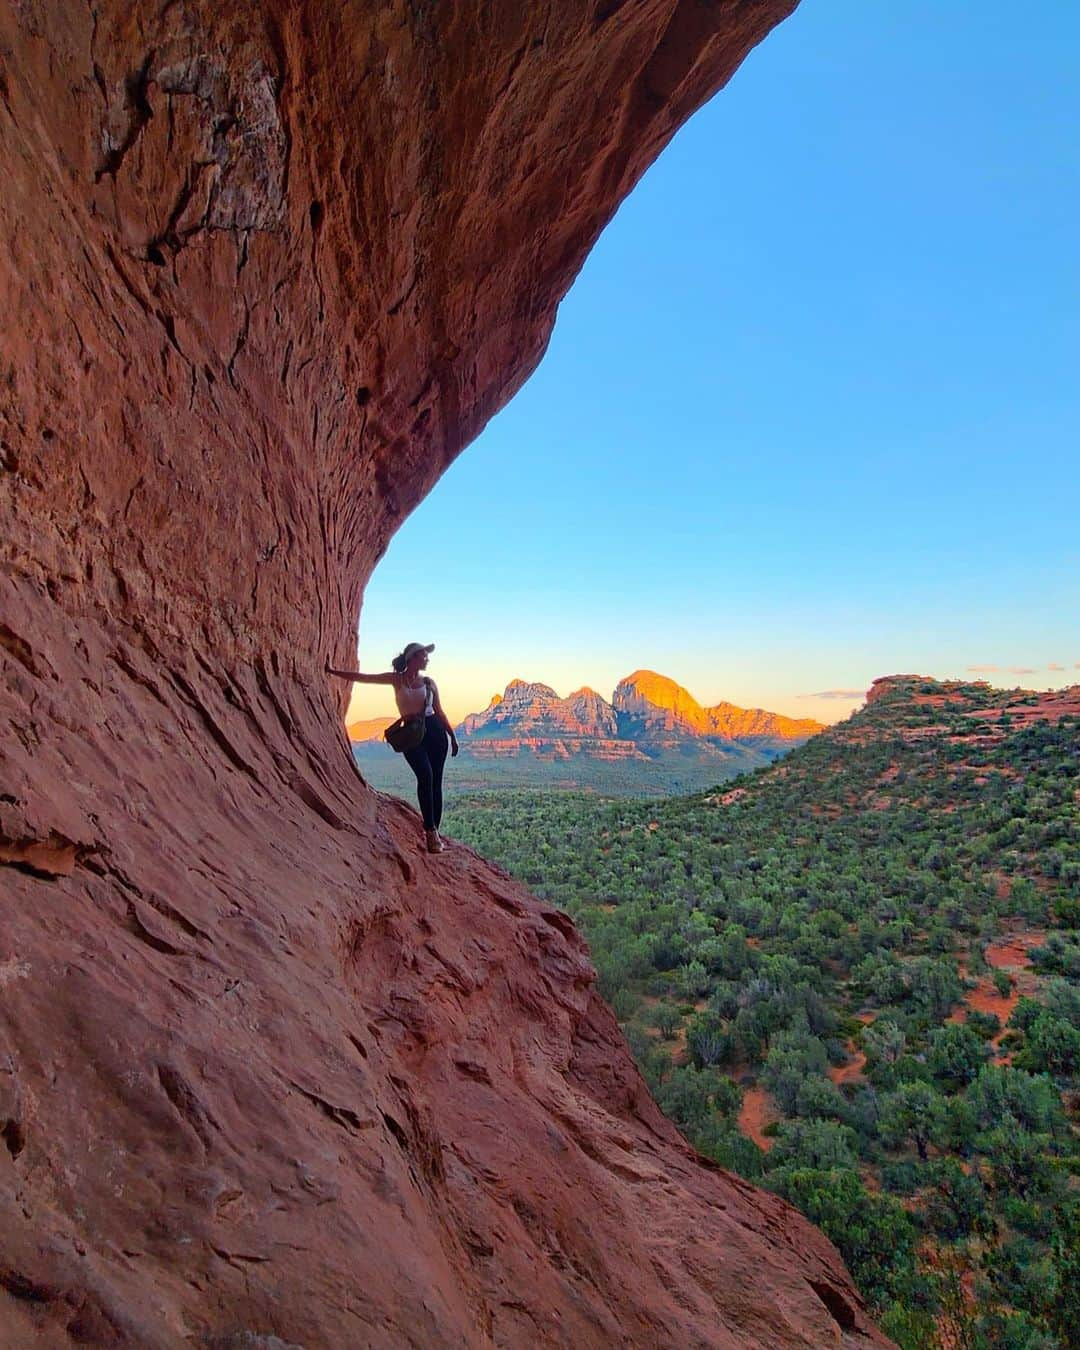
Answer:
[
  {"left": 829, "top": 1046, "right": 867, "bottom": 1086},
  {"left": 827, "top": 1012, "right": 875, "bottom": 1087}
]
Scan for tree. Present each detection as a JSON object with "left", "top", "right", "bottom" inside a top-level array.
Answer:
[
  {"left": 965, "top": 1065, "right": 1063, "bottom": 1136},
  {"left": 1047, "top": 1200, "right": 1080, "bottom": 1346},
  {"left": 1018, "top": 1012, "right": 1080, "bottom": 1076},
  {"left": 905, "top": 956, "right": 963, "bottom": 1023},
  {"left": 972, "top": 1308, "right": 1058, "bottom": 1350},
  {"left": 923, "top": 1159, "right": 990, "bottom": 1240},
  {"left": 767, "top": 1167, "right": 918, "bottom": 1311},
  {"left": 984, "top": 1235, "right": 1059, "bottom": 1328},
  {"left": 1043, "top": 977, "right": 1080, "bottom": 1029},
  {"left": 977, "top": 1125, "right": 1060, "bottom": 1199},
  {"left": 711, "top": 1074, "right": 743, "bottom": 1118},
  {"left": 676, "top": 959, "right": 710, "bottom": 1000},
  {"left": 686, "top": 1010, "right": 729, "bottom": 1068},
  {"left": 878, "top": 1304, "right": 941, "bottom": 1350},
  {"left": 707, "top": 980, "right": 741, "bottom": 1019},
  {"left": 966, "top": 1009, "right": 1001, "bottom": 1039},
  {"left": 718, "top": 924, "right": 753, "bottom": 979},
  {"left": 609, "top": 987, "right": 640, "bottom": 1022},
  {"left": 654, "top": 1065, "right": 716, "bottom": 1133},
  {"left": 650, "top": 1001, "right": 683, "bottom": 1040},
  {"left": 927, "top": 1022, "right": 989, "bottom": 1088},
  {"left": 862, "top": 1019, "right": 905, "bottom": 1069},
  {"left": 879, "top": 1082, "right": 946, "bottom": 1161},
  {"left": 767, "top": 1119, "right": 858, "bottom": 1172},
  {"left": 852, "top": 951, "right": 905, "bottom": 1005},
  {"left": 695, "top": 1121, "right": 764, "bottom": 1178},
  {"left": 762, "top": 1027, "right": 829, "bottom": 1115},
  {"left": 794, "top": 1075, "right": 848, "bottom": 1122}
]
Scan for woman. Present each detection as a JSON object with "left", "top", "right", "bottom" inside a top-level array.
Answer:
[{"left": 327, "top": 642, "right": 458, "bottom": 852}]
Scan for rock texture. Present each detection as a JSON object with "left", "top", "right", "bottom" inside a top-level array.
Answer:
[{"left": 1, "top": 0, "right": 887, "bottom": 1345}]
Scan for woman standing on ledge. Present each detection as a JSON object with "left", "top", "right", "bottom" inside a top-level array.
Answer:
[{"left": 327, "top": 642, "right": 458, "bottom": 853}]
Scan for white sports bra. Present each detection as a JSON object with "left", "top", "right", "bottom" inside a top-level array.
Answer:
[{"left": 395, "top": 676, "right": 433, "bottom": 718}]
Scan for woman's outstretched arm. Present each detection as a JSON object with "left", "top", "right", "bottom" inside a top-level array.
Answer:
[{"left": 326, "top": 663, "right": 397, "bottom": 685}]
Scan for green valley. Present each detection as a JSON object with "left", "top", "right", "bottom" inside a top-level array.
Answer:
[{"left": 444, "top": 676, "right": 1080, "bottom": 1347}]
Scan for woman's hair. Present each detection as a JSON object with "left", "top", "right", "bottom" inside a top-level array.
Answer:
[{"left": 393, "top": 642, "right": 432, "bottom": 674}]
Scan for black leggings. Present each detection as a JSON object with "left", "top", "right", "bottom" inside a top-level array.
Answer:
[{"left": 403, "top": 716, "right": 449, "bottom": 830}]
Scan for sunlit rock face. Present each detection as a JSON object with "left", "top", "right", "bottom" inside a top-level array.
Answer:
[
  {"left": 458, "top": 673, "right": 822, "bottom": 762},
  {"left": 462, "top": 679, "right": 622, "bottom": 740},
  {"left": 460, "top": 679, "right": 638, "bottom": 762},
  {"left": 614, "top": 669, "right": 824, "bottom": 743},
  {"left": 614, "top": 669, "right": 720, "bottom": 734},
  {"left": 0, "top": 1, "right": 887, "bottom": 1345}
]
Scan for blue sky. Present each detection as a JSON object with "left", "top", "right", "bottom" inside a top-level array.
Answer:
[{"left": 349, "top": 1, "right": 1079, "bottom": 726}]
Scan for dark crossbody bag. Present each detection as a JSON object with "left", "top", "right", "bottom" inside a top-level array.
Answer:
[{"left": 384, "top": 678, "right": 430, "bottom": 753}]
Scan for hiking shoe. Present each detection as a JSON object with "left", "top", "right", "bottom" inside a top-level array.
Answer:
[{"left": 426, "top": 830, "right": 444, "bottom": 853}]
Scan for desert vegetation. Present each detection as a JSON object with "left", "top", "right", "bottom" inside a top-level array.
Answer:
[{"left": 446, "top": 680, "right": 1080, "bottom": 1347}]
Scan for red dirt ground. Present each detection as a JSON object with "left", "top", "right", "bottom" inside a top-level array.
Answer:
[
  {"left": 985, "top": 931, "right": 1047, "bottom": 970},
  {"left": 828, "top": 1045, "right": 867, "bottom": 1086},
  {"left": 950, "top": 929, "right": 1047, "bottom": 1062},
  {"left": 738, "top": 1084, "right": 778, "bottom": 1152}
]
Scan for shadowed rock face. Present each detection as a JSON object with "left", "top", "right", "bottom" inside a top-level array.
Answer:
[{"left": 0, "top": 1, "right": 888, "bottom": 1345}]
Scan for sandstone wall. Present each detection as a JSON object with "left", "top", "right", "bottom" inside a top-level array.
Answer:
[{"left": 1, "top": 2, "right": 888, "bottom": 1344}]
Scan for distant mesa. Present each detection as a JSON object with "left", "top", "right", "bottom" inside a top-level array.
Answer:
[
  {"left": 455, "top": 668, "right": 824, "bottom": 761},
  {"left": 346, "top": 715, "right": 394, "bottom": 743},
  {"left": 614, "top": 669, "right": 824, "bottom": 743}
]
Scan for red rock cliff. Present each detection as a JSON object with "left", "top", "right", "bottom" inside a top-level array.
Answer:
[{"left": 0, "top": 1, "right": 887, "bottom": 1345}]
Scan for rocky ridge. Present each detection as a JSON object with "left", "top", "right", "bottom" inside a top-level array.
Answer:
[
  {"left": 456, "top": 668, "right": 823, "bottom": 762},
  {"left": 861, "top": 675, "right": 1080, "bottom": 733},
  {"left": 0, "top": 0, "right": 885, "bottom": 1344}
]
